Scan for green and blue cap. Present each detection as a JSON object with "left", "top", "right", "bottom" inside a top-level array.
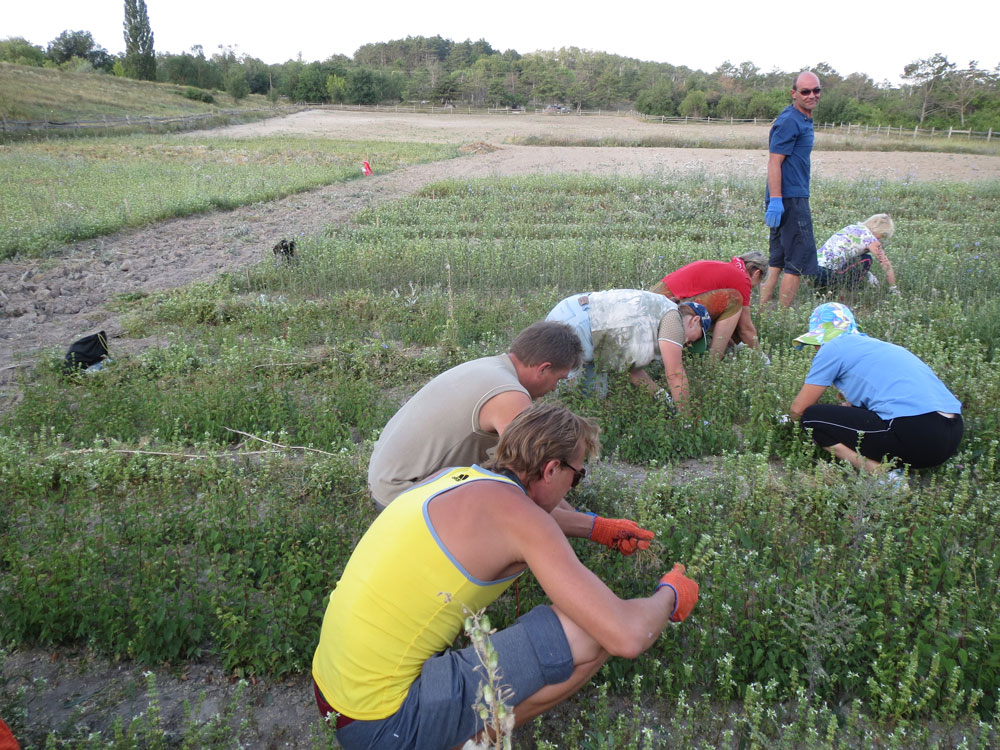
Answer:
[{"left": 793, "top": 303, "right": 867, "bottom": 348}]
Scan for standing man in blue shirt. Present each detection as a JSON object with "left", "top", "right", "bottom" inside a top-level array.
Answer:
[{"left": 759, "top": 71, "right": 822, "bottom": 308}]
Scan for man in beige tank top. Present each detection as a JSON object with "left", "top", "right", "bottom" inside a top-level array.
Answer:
[{"left": 368, "top": 321, "right": 654, "bottom": 554}]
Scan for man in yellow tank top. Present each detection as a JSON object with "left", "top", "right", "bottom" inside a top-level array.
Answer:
[{"left": 313, "top": 404, "right": 700, "bottom": 750}]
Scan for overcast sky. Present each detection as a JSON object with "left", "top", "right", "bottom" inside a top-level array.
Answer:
[{"left": 5, "top": 0, "right": 998, "bottom": 86}]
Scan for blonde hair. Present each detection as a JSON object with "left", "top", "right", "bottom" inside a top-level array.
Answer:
[
  {"left": 484, "top": 403, "right": 600, "bottom": 483},
  {"left": 863, "top": 214, "right": 895, "bottom": 242}
]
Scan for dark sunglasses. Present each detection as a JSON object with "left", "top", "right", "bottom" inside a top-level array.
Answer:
[
  {"left": 560, "top": 460, "right": 587, "bottom": 488},
  {"left": 797, "top": 87, "right": 822, "bottom": 96}
]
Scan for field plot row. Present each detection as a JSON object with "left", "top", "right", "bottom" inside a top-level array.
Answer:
[{"left": 2, "top": 173, "right": 999, "bottom": 748}]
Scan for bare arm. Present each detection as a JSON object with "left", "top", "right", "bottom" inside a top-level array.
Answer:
[
  {"left": 790, "top": 383, "right": 828, "bottom": 420},
  {"left": 735, "top": 306, "right": 758, "bottom": 347},
  {"left": 767, "top": 152, "right": 786, "bottom": 198},
  {"left": 477, "top": 389, "right": 533, "bottom": 436},
  {"left": 870, "top": 240, "right": 896, "bottom": 286},
  {"left": 514, "top": 507, "right": 676, "bottom": 658},
  {"left": 550, "top": 505, "right": 597, "bottom": 539},
  {"left": 437, "top": 480, "right": 678, "bottom": 660},
  {"left": 659, "top": 340, "right": 690, "bottom": 413},
  {"left": 628, "top": 367, "right": 659, "bottom": 394}
]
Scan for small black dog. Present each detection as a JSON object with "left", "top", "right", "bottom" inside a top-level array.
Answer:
[{"left": 272, "top": 239, "right": 296, "bottom": 265}]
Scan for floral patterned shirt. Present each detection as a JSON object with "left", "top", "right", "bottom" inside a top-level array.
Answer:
[{"left": 816, "top": 224, "right": 878, "bottom": 270}]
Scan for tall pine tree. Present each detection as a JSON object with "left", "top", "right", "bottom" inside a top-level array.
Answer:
[{"left": 123, "top": 0, "right": 156, "bottom": 80}]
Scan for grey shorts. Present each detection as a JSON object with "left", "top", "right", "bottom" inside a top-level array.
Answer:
[{"left": 335, "top": 605, "right": 573, "bottom": 750}]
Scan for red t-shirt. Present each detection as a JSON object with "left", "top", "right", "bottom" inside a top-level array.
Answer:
[{"left": 663, "top": 258, "right": 752, "bottom": 306}]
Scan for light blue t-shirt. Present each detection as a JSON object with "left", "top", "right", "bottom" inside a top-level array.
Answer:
[{"left": 805, "top": 334, "right": 961, "bottom": 420}]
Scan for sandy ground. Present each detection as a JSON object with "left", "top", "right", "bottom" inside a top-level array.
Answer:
[
  {"left": 3, "top": 110, "right": 999, "bottom": 379},
  {"left": 3, "top": 110, "right": 1000, "bottom": 748}
]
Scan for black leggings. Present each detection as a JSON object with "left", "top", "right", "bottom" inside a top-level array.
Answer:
[{"left": 801, "top": 405, "right": 964, "bottom": 469}]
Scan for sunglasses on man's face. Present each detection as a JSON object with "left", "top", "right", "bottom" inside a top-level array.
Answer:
[
  {"left": 797, "top": 87, "right": 822, "bottom": 96},
  {"left": 560, "top": 460, "right": 587, "bottom": 488}
]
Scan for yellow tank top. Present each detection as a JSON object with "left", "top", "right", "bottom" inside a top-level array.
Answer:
[{"left": 312, "top": 466, "right": 522, "bottom": 720}]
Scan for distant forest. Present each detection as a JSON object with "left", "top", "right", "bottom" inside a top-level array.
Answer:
[{"left": 3, "top": 32, "right": 999, "bottom": 129}]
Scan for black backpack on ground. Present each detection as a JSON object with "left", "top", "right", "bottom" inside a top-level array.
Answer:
[{"left": 63, "top": 331, "right": 108, "bottom": 373}]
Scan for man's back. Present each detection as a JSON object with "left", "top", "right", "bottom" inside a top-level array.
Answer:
[{"left": 367, "top": 353, "right": 529, "bottom": 506}]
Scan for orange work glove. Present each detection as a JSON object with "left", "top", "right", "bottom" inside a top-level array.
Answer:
[
  {"left": 586, "top": 513, "right": 655, "bottom": 555},
  {"left": 0, "top": 718, "right": 20, "bottom": 750},
  {"left": 655, "top": 563, "right": 699, "bottom": 622}
]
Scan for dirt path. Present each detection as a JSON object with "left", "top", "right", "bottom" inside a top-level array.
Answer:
[{"left": 3, "top": 110, "right": 1000, "bottom": 379}]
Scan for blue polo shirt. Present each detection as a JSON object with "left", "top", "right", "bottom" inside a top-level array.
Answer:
[
  {"left": 805, "top": 334, "right": 962, "bottom": 420},
  {"left": 767, "top": 105, "right": 814, "bottom": 198}
]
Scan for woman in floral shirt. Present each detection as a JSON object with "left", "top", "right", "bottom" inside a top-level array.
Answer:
[{"left": 813, "top": 214, "right": 897, "bottom": 291}]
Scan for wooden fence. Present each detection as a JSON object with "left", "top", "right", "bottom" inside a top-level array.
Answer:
[
  {"left": 636, "top": 113, "right": 995, "bottom": 141},
  {"left": 816, "top": 121, "right": 994, "bottom": 141}
]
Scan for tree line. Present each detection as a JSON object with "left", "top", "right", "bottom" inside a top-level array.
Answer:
[{"left": 2, "top": 29, "right": 999, "bottom": 130}]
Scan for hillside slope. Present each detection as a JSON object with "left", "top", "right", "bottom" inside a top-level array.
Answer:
[{"left": 0, "top": 62, "right": 271, "bottom": 122}]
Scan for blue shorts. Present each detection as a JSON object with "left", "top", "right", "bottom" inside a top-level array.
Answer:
[
  {"left": 768, "top": 197, "right": 818, "bottom": 276},
  {"left": 334, "top": 605, "right": 574, "bottom": 750}
]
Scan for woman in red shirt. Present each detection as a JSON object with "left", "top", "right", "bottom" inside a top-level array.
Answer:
[{"left": 650, "top": 252, "right": 768, "bottom": 358}]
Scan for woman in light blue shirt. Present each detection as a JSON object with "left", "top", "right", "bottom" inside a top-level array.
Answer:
[{"left": 788, "top": 303, "right": 963, "bottom": 473}]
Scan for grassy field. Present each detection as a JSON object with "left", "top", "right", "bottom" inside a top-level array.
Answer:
[
  {"left": 0, "top": 135, "right": 457, "bottom": 259},
  {"left": 2, "top": 163, "right": 999, "bottom": 747}
]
